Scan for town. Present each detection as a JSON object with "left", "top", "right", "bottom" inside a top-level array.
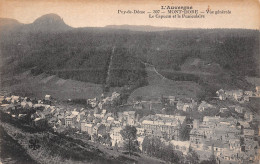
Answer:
[{"left": 0, "top": 86, "right": 259, "bottom": 164}]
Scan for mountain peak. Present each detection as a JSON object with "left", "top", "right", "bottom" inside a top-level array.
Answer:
[
  {"left": 33, "top": 13, "right": 64, "bottom": 25},
  {"left": 30, "top": 13, "right": 72, "bottom": 32}
]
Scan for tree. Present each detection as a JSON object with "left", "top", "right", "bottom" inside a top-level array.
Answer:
[
  {"left": 103, "top": 134, "right": 112, "bottom": 146},
  {"left": 179, "top": 124, "right": 190, "bottom": 141},
  {"left": 165, "top": 144, "right": 180, "bottom": 163},
  {"left": 142, "top": 136, "right": 181, "bottom": 163},
  {"left": 114, "top": 141, "right": 119, "bottom": 152},
  {"left": 120, "top": 125, "right": 138, "bottom": 156},
  {"left": 142, "top": 136, "right": 150, "bottom": 154},
  {"left": 29, "top": 137, "right": 40, "bottom": 150},
  {"left": 186, "top": 149, "right": 200, "bottom": 164},
  {"left": 150, "top": 137, "right": 161, "bottom": 157},
  {"left": 136, "top": 96, "right": 142, "bottom": 102},
  {"left": 92, "top": 134, "right": 99, "bottom": 143},
  {"left": 200, "top": 155, "right": 217, "bottom": 164}
]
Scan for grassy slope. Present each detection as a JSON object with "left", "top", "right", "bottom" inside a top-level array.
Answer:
[
  {"left": 128, "top": 63, "right": 202, "bottom": 102},
  {"left": 0, "top": 126, "right": 37, "bottom": 164},
  {"left": 1, "top": 71, "right": 108, "bottom": 101}
]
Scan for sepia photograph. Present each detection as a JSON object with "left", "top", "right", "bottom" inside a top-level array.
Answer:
[{"left": 0, "top": 0, "right": 259, "bottom": 163}]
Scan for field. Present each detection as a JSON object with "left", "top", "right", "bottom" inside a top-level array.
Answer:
[
  {"left": 1, "top": 71, "right": 105, "bottom": 101},
  {"left": 128, "top": 63, "right": 203, "bottom": 102}
]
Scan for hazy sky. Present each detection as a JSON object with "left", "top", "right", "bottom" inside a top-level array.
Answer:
[{"left": 0, "top": 0, "right": 259, "bottom": 29}]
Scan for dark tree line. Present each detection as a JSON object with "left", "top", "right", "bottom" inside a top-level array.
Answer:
[
  {"left": 142, "top": 136, "right": 181, "bottom": 163},
  {"left": 120, "top": 125, "right": 139, "bottom": 156}
]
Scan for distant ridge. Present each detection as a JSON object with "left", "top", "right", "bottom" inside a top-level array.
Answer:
[
  {"left": 105, "top": 25, "right": 188, "bottom": 32},
  {"left": 0, "top": 18, "right": 22, "bottom": 31},
  {"left": 0, "top": 18, "right": 21, "bottom": 26},
  {"left": 1, "top": 14, "right": 258, "bottom": 33}
]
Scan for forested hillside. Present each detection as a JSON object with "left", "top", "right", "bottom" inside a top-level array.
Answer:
[{"left": 0, "top": 14, "right": 259, "bottom": 95}]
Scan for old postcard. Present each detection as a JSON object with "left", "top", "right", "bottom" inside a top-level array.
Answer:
[{"left": 0, "top": 0, "right": 259, "bottom": 163}]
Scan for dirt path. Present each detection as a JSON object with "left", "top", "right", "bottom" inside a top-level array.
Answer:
[
  {"left": 105, "top": 46, "right": 115, "bottom": 86},
  {"left": 139, "top": 61, "right": 169, "bottom": 84}
]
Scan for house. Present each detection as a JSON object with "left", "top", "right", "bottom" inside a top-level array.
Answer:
[
  {"left": 176, "top": 101, "right": 185, "bottom": 111},
  {"left": 45, "top": 95, "right": 52, "bottom": 101},
  {"left": 244, "top": 129, "right": 254, "bottom": 138},
  {"left": 229, "top": 139, "right": 241, "bottom": 151},
  {"left": 177, "top": 99, "right": 197, "bottom": 112},
  {"left": 33, "top": 103, "right": 44, "bottom": 109},
  {"left": 233, "top": 90, "right": 244, "bottom": 101},
  {"left": 48, "top": 117, "right": 58, "bottom": 126},
  {"left": 104, "top": 122, "right": 112, "bottom": 132},
  {"left": 113, "top": 120, "right": 121, "bottom": 127},
  {"left": 11, "top": 96, "right": 20, "bottom": 104},
  {"left": 57, "top": 113, "right": 65, "bottom": 120},
  {"left": 5, "top": 97, "right": 12, "bottom": 103},
  {"left": 133, "top": 102, "right": 143, "bottom": 110},
  {"left": 190, "top": 116, "right": 242, "bottom": 161},
  {"left": 168, "top": 96, "right": 176, "bottom": 105},
  {"left": 220, "top": 108, "right": 228, "bottom": 113},
  {"left": 86, "top": 115, "right": 95, "bottom": 123},
  {"left": 57, "top": 119, "right": 65, "bottom": 126},
  {"left": 119, "top": 111, "right": 136, "bottom": 126},
  {"left": 216, "top": 89, "right": 226, "bottom": 100},
  {"left": 255, "top": 86, "right": 260, "bottom": 96},
  {"left": 107, "top": 116, "right": 114, "bottom": 123},
  {"left": 93, "top": 123, "right": 106, "bottom": 137},
  {"left": 225, "top": 90, "right": 234, "bottom": 99},
  {"left": 160, "top": 95, "right": 175, "bottom": 105},
  {"left": 3, "top": 104, "right": 16, "bottom": 112},
  {"left": 71, "top": 109, "right": 79, "bottom": 116},
  {"left": 238, "top": 121, "right": 250, "bottom": 129},
  {"left": 100, "top": 110, "right": 107, "bottom": 118},
  {"left": 234, "top": 106, "right": 244, "bottom": 114},
  {"left": 65, "top": 115, "right": 77, "bottom": 127},
  {"left": 81, "top": 121, "right": 94, "bottom": 135},
  {"left": 77, "top": 112, "right": 86, "bottom": 122},
  {"left": 34, "top": 117, "right": 47, "bottom": 127},
  {"left": 244, "top": 91, "right": 253, "bottom": 97},
  {"left": 111, "top": 92, "right": 120, "bottom": 100},
  {"left": 244, "top": 111, "right": 254, "bottom": 122},
  {"left": 98, "top": 102, "right": 103, "bottom": 109},
  {"left": 52, "top": 125, "right": 58, "bottom": 132},
  {"left": 136, "top": 127, "right": 145, "bottom": 136},
  {"left": 21, "top": 101, "right": 33, "bottom": 108},
  {"left": 183, "top": 104, "right": 191, "bottom": 112},
  {"left": 141, "top": 114, "right": 186, "bottom": 140},
  {"left": 18, "top": 114, "right": 27, "bottom": 118},
  {"left": 44, "top": 95, "right": 52, "bottom": 104},
  {"left": 110, "top": 127, "right": 124, "bottom": 147},
  {"left": 0, "top": 96, "right": 5, "bottom": 104},
  {"left": 87, "top": 98, "right": 98, "bottom": 108},
  {"left": 198, "top": 101, "right": 214, "bottom": 112}
]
